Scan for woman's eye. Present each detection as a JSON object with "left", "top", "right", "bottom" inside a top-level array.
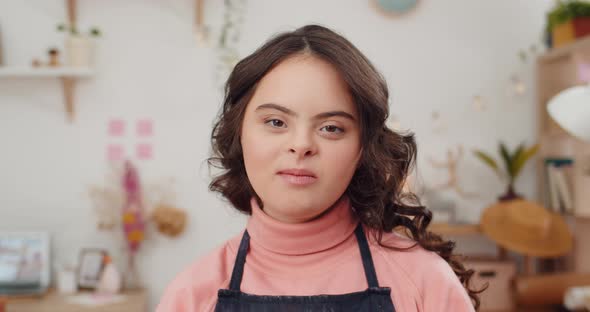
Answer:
[
  {"left": 321, "top": 125, "right": 343, "bottom": 133},
  {"left": 265, "top": 119, "right": 286, "bottom": 128}
]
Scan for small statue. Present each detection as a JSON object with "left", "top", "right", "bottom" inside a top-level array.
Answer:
[{"left": 429, "top": 145, "right": 478, "bottom": 199}]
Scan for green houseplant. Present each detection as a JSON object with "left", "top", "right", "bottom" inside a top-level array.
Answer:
[
  {"left": 57, "top": 24, "right": 101, "bottom": 37},
  {"left": 473, "top": 142, "right": 539, "bottom": 201},
  {"left": 546, "top": 0, "right": 590, "bottom": 48}
]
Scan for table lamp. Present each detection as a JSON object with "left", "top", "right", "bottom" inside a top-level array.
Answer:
[{"left": 547, "top": 85, "right": 590, "bottom": 142}]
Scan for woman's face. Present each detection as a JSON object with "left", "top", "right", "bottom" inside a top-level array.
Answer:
[{"left": 240, "top": 54, "right": 362, "bottom": 223}]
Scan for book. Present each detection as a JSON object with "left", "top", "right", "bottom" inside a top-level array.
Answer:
[{"left": 544, "top": 158, "right": 574, "bottom": 214}]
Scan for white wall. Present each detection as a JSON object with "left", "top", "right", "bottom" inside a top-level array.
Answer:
[{"left": 0, "top": 0, "right": 554, "bottom": 309}]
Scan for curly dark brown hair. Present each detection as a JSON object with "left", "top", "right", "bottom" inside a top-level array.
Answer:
[{"left": 208, "top": 24, "right": 484, "bottom": 309}]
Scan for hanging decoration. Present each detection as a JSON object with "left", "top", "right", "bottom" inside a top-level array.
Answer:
[
  {"left": 86, "top": 120, "right": 188, "bottom": 289},
  {"left": 215, "top": 0, "right": 247, "bottom": 88},
  {"left": 506, "top": 44, "right": 540, "bottom": 99},
  {"left": 120, "top": 161, "right": 146, "bottom": 289},
  {"left": 509, "top": 74, "right": 526, "bottom": 96},
  {"left": 151, "top": 205, "right": 187, "bottom": 237}
]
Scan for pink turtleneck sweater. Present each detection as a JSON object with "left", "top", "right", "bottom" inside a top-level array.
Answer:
[{"left": 157, "top": 197, "right": 475, "bottom": 311}]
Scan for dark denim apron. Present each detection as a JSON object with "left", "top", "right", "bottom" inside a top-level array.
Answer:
[{"left": 214, "top": 224, "right": 396, "bottom": 311}]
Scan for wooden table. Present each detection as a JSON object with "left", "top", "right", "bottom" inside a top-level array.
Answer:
[{"left": 3, "top": 289, "right": 146, "bottom": 312}]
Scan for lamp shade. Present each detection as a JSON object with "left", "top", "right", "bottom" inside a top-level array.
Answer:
[{"left": 547, "top": 86, "right": 590, "bottom": 142}]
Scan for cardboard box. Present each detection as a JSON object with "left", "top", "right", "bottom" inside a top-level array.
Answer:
[{"left": 465, "top": 258, "right": 517, "bottom": 311}]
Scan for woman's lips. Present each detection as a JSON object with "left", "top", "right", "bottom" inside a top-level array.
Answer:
[
  {"left": 277, "top": 168, "right": 318, "bottom": 186},
  {"left": 277, "top": 173, "right": 318, "bottom": 186}
]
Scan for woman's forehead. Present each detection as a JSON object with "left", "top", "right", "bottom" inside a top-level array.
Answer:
[{"left": 249, "top": 55, "right": 357, "bottom": 117}]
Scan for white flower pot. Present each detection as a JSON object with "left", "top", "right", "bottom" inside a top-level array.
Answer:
[{"left": 65, "top": 36, "right": 94, "bottom": 67}]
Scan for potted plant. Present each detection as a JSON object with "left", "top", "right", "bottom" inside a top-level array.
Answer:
[
  {"left": 473, "top": 142, "right": 539, "bottom": 201},
  {"left": 546, "top": 0, "right": 590, "bottom": 48},
  {"left": 57, "top": 23, "right": 101, "bottom": 67}
]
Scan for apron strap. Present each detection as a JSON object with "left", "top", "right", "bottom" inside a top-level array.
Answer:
[
  {"left": 228, "top": 230, "right": 250, "bottom": 291},
  {"left": 354, "top": 224, "right": 380, "bottom": 288},
  {"left": 228, "top": 224, "right": 381, "bottom": 291}
]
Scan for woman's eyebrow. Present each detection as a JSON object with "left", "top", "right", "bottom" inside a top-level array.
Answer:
[{"left": 255, "top": 103, "right": 356, "bottom": 121}]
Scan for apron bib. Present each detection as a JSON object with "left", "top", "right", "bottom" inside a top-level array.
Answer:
[{"left": 214, "top": 224, "right": 396, "bottom": 311}]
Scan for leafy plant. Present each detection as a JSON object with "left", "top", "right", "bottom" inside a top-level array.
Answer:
[
  {"left": 57, "top": 23, "right": 101, "bottom": 37},
  {"left": 546, "top": 0, "right": 590, "bottom": 33},
  {"left": 473, "top": 142, "right": 539, "bottom": 201}
]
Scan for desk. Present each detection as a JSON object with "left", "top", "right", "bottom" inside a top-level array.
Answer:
[{"left": 4, "top": 289, "right": 146, "bottom": 312}]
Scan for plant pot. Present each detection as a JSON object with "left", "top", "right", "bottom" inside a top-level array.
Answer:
[
  {"left": 65, "top": 36, "right": 94, "bottom": 67},
  {"left": 552, "top": 17, "right": 590, "bottom": 48},
  {"left": 498, "top": 184, "right": 521, "bottom": 202}
]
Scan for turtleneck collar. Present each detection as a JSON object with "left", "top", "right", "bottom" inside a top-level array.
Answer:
[{"left": 246, "top": 195, "right": 358, "bottom": 256}]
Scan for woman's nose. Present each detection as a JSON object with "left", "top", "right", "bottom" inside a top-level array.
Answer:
[{"left": 288, "top": 128, "right": 318, "bottom": 159}]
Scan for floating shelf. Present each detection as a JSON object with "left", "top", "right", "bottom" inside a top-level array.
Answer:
[
  {"left": 0, "top": 66, "right": 94, "bottom": 122},
  {"left": 0, "top": 66, "right": 93, "bottom": 78}
]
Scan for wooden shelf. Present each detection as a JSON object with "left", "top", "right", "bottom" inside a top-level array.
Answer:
[
  {"left": 428, "top": 223, "right": 481, "bottom": 236},
  {"left": 539, "top": 35, "right": 590, "bottom": 64},
  {"left": 0, "top": 66, "right": 94, "bottom": 122},
  {"left": 0, "top": 66, "right": 93, "bottom": 78},
  {"left": 395, "top": 223, "right": 482, "bottom": 236},
  {"left": 429, "top": 223, "right": 481, "bottom": 236},
  {"left": 0, "top": 0, "right": 86, "bottom": 123}
]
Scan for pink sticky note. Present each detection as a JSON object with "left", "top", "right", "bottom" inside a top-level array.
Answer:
[
  {"left": 578, "top": 63, "right": 590, "bottom": 83},
  {"left": 107, "top": 144, "right": 125, "bottom": 161},
  {"left": 108, "top": 119, "right": 126, "bottom": 136},
  {"left": 136, "top": 143, "right": 153, "bottom": 160},
  {"left": 137, "top": 119, "right": 153, "bottom": 137}
]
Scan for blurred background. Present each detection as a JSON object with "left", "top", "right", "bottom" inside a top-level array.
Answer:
[{"left": 1, "top": 0, "right": 590, "bottom": 311}]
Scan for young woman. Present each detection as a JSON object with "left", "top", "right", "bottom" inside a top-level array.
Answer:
[{"left": 157, "top": 24, "right": 480, "bottom": 311}]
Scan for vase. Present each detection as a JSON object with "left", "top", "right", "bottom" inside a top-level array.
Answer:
[
  {"left": 123, "top": 253, "right": 142, "bottom": 290},
  {"left": 552, "top": 17, "right": 590, "bottom": 48},
  {"left": 65, "top": 36, "right": 94, "bottom": 67}
]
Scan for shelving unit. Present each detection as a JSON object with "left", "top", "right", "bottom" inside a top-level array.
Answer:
[
  {"left": 536, "top": 35, "right": 590, "bottom": 273},
  {"left": 0, "top": 0, "right": 93, "bottom": 122},
  {"left": 0, "top": 66, "right": 94, "bottom": 121}
]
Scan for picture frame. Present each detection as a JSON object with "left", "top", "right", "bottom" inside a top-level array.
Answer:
[
  {"left": 77, "top": 248, "right": 107, "bottom": 289},
  {"left": 0, "top": 232, "right": 50, "bottom": 295}
]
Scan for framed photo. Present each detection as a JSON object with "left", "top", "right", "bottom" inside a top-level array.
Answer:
[
  {"left": 0, "top": 232, "right": 50, "bottom": 294},
  {"left": 77, "top": 248, "right": 107, "bottom": 289}
]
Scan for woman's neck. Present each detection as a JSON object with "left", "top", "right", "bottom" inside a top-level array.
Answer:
[{"left": 246, "top": 195, "right": 358, "bottom": 255}]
